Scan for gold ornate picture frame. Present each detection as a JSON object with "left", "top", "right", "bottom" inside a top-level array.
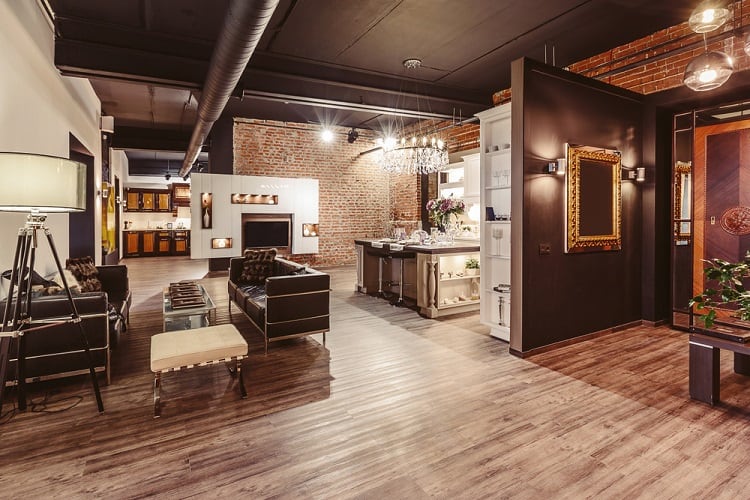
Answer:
[
  {"left": 565, "top": 144, "right": 622, "bottom": 253},
  {"left": 673, "top": 160, "right": 692, "bottom": 243}
]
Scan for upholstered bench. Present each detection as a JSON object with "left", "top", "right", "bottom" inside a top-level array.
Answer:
[{"left": 149, "top": 324, "right": 248, "bottom": 418}]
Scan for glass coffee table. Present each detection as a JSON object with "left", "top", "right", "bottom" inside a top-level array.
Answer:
[{"left": 162, "top": 283, "right": 216, "bottom": 331}]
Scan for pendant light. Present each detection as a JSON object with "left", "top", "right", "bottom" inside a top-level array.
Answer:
[
  {"left": 683, "top": 1, "right": 734, "bottom": 92},
  {"left": 683, "top": 48, "right": 734, "bottom": 91},
  {"left": 688, "top": 1, "right": 730, "bottom": 33}
]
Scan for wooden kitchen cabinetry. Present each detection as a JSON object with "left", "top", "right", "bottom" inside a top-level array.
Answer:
[
  {"left": 141, "top": 231, "right": 156, "bottom": 255},
  {"left": 124, "top": 231, "right": 140, "bottom": 257},
  {"left": 124, "top": 188, "right": 171, "bottom": 212},
  {"left": 171, "top": 183, "right": 191, "bottom": 206}
]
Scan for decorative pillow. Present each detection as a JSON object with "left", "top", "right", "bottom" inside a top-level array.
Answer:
[
  {"left": 65, "top": 256, "right": 102, "bottom": 293},
  {"left": 239, "top": 248, "right": 277, "bottom": 284},
  {"left": 48, "top": 269, "right": 81, "bottom": 294}
]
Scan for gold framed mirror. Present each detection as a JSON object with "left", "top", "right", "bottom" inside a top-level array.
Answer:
[
  {"left": 565, "top": 144, "right": 622, "bottom": 253},
  {"left": 673, "top": 161, "right": 692, "bottom": 244}
]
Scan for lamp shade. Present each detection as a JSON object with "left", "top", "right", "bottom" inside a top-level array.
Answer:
[
  {"left": 683, "top": 51, "right": 733, "bottom": 92},
  {"left": 0, "top": 152, "right": 86, "bottom": 212}
]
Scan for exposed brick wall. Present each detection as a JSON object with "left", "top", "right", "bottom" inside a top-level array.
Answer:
[
  {"left": 233, "top": 119, "right": 419, "bottom": 266},
  {"left": 494, "top": 0, "right": 750, "bottom": 102}
]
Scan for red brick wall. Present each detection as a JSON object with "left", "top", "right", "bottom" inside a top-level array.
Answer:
[
  {"left": 494, "top": 0, "right": 750, "bottom": 102},
  {"left": 233, "top": 119, "right": 419, "bottom": 266}
]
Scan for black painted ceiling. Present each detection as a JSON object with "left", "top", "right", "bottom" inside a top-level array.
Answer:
[{"left": 47, "top": 0, "right": 698, "bottom": 169}]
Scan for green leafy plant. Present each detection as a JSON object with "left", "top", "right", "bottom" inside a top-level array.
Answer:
[
  {"left": 465, "top": 257, "right": 479, "bottom": 270},
  {"left": 689, "top": 252, "right": 750, "bottom": 328}
]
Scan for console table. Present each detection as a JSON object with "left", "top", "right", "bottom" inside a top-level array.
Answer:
[{"left": 689, "top": 332, "right": 750, "bottom": 405}]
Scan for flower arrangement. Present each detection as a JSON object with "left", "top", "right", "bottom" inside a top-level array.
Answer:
[{"left": 426, "top": 196, "right": 465, "bottom": 229}]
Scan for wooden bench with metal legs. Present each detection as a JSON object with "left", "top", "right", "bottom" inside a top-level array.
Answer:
[{"left": 150, "top": 324, "right": 248, "bottom": 418}]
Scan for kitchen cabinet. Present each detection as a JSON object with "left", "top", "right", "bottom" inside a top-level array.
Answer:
[
  {"left": 123, "top": 230, "right": 190, "bottom": 257},
  {"left": 124, "top": 231, "right": 140, "bottom": 257},
  {"left": 172, "top": 230, "right": 190, "bottom": 255},
  {"left": 156, "top": 192, "right": 171, "bottom": 211},
  {"left": 141, "top": 231, "right": 156, "bottom": 255},
  {"left": 124, "top": 188, "right": 171, "bottom": 212},
  {"left": 141, "top": 192, "right": 154, "bottom": 211},
  {"left": 157, "top": 231, "right": 172, "bottom": 255},
  {"left": 126, "top": 191, "right": 140, "bottom": 211},
  {"left": 171, "top": 183, "right": 191, "bottom": 206}
]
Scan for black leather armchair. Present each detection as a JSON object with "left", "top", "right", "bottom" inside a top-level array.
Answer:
[{"left": 0, "top": 264, "right": 131, "bottom": 386}]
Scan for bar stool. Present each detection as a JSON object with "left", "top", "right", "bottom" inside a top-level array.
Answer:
[{"left": 388, "top": 247, "right": 416, "bottom": 307}]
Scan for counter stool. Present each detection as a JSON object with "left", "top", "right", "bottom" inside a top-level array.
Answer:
[{"left": 388, "top": 249, "right": 416, "bottom": 307}]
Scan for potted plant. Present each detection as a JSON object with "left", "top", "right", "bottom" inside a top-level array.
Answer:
[
  {"left": 465, "top": 257, "right": 479, "bottom": 276},
  {"left": 689, "top": 252, "right": 750, "bottom": 328}
]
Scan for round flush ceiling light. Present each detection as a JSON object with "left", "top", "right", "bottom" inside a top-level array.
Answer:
[
  {"left": 688, "top": 3, "right": 730, "bottom": 33},
  {"left": 683, "top": 50, "right": 734, "bottom": 91}
]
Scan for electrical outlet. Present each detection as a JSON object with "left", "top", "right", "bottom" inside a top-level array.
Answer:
[
  {"left": 711, "top": 216, "right": 716, "bottom": 225},
  {"left": 539, "top": 242, "right": 551, "bottom": 255}
]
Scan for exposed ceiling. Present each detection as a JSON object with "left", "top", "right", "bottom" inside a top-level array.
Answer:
[{"left": 46, "top": 0, "right": 698, "bottom": 175}]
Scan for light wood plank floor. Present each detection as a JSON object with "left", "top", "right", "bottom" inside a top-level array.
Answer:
[{"left": 1, "top": 256, "right": 749, "bottom": 498}]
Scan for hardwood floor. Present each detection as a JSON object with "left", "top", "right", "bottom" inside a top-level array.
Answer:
[{"left": 2, "top": 256, "right": 749, "bottom": 498}]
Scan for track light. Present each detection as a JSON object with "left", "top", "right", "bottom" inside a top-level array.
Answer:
[
  {"left": 321, "top": 129, "right": 334, "bottom": 142},
  {"left": 347, "top": 128, "right": 359, "bottom": 143}
]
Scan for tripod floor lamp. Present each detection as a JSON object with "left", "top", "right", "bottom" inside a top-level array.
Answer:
[{"left": 0, "top": 152, "right": 103, "bottom": 414}]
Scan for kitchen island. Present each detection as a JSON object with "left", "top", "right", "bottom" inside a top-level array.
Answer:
[{"left": 355, "top": 239, "right": 480, "bottom": 318}]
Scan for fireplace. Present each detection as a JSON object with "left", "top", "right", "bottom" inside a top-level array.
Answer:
[{"left": 241, "top": 213, "right": 292, "bottom": 253}]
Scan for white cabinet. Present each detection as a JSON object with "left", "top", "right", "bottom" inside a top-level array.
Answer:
[{"left": 476, "top": 103, "right": 512, "bottom": 341}]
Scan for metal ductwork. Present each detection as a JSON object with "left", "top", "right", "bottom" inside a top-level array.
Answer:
[{"left": 180, "top": 0, "right": 280, "bottom": 178}]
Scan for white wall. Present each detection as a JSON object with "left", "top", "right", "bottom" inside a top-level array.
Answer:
[
  {"left": 190, "top": 173, "right": 319, "bottom": 258},
  {"left": 0, "top": 1, "right": 103, "bottom": 288}
]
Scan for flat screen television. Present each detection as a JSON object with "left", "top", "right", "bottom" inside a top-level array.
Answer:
[{"left": 243, "top": 220, "right": 290, "bottom": 249}]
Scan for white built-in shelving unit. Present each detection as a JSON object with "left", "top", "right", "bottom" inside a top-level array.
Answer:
[{"left": 476, "top": 103, "right": 512, "bottom": 341}]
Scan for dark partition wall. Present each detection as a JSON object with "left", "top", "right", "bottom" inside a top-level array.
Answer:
[
  {"left": 511, "top": 58, "right": 651, "bottom": 354},
  {"left": 69, "top": 134, "right": 96, "bottom": 261}
]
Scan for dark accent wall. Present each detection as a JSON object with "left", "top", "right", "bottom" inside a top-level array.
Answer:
[
  {"left": 69, "top": 134, "right": 96, "bottom": 260},
  {"left": 512, "top": 59, "right": 646, "bottom": 353}
]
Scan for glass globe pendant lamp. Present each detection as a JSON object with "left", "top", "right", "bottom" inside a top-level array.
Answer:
[
  {"left": 688, "top": 2, "right": 730, "bottom": 33},
  {"left": 683, "top": 50, "right": 734, "bottom": 91}
]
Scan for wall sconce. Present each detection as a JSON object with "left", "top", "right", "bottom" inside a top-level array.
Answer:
[
  {"left": 211, "top": 238, "right": 233, "bottom": 249},
  {"left": 546, "top": 158, "right": 566, "bottom": 175},
  {"left": 622, "top": 167, "right": 646, "bottom": 182},
  {"left": 302, "top": 223, "right": 319, "bottom": 237}
]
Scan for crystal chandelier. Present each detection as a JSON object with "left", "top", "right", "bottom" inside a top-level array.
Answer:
[
  {"left": 379, "top": 135, "right": 448, "bottom": 175},
  {"left": 378, "top": 58, "right": 449, "bottom": 175}
]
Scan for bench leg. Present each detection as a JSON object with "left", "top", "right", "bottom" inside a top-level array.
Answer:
[
  {"left": 236, "top": 358, "right": 247, "bottom": 398},
  {"left": 689, "top": 340, "right": 720, "bottom": 405},
  {"left": 323, "top": 331, "right": 326, "bottom": 346},
  {"left": 226, "top": 358, "right": 247, "bottom": 399},
  {"left": 153, "top": 372, "right": 161, "bottom": 418}
]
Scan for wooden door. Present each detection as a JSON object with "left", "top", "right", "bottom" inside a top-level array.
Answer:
[
  {"left": 694, "top": 119, "right": 750, "bottom": 300},
  {"left": 141, "top": 192, "right": 155, "bottom": 211},
  {"left": 125, "top": 191, "right": 140, "bottom": 211}
]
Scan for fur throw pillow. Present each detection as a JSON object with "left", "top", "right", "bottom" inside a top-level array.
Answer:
[
  {"left": 239, "top": 248, "right": 277, "bottom": 284},
  {"left": 65, "top": 256, "right": 102, "bottom": 292}
]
